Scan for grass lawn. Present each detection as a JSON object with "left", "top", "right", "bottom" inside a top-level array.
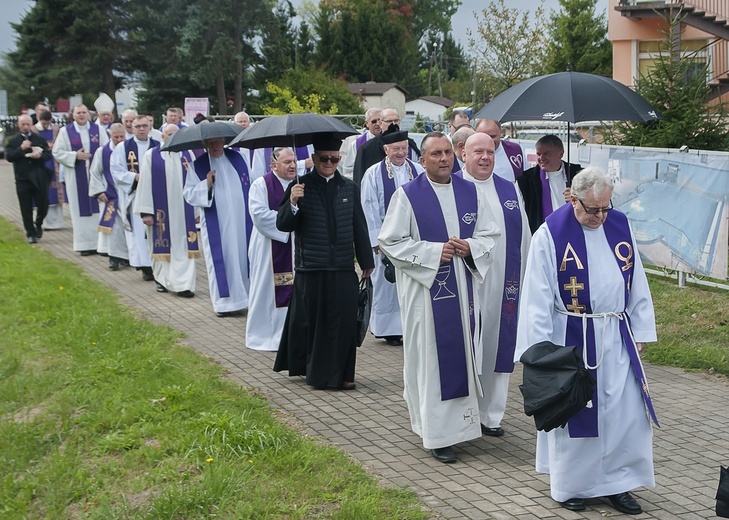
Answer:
[{"left": 0, "top": 218, "right": 429, "bottom": 519}]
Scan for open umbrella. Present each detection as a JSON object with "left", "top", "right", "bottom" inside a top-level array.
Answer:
[
  {"left": 473, "top": 71, "right": 662, "bottom": 166},
  {"left": 160, "top": 121, "right": 243, "bottom": 152},
  {"left": 229, "top": 113, "right": 358, "bottom": 149}
]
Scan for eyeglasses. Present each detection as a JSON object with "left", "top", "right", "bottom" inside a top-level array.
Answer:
[
  {"left": 381, "top": 118, "right": 400, "bottom": 125},
  {"left": 316, "top": 155, "right": 340, "bottom": 164},
  {"left": 368, "top": 119, "right": 380, "bottom": 124},
  {"left": 577, "top": 198, "right": 613, "bottom": 215}
]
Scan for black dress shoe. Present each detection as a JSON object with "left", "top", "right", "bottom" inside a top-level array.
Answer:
[
  {"left": 177, "top": 290, "right": 195, "bottom": 298},
  {"left": 80, "top": 250, "right": 96, "bottom": 256},
  {"left": 108, "top": 260, "right": 119, "bottom": 271},
  {"left": 430, "top": 446, "right": 457, "bottom": 463},
  {"left": 34, "top": 224, "right": 43, "bottom": 239},
  {"left": 341, "top": 381, "right": 356, "bottom": 390},
  {"left": 155, "top": 282, "right": 167, "bottom": 293},
  {"left": 27, "top": 236, "right": 37, "bottom": 244},
  {"left": 481, "top": 425, "right": 504, "bottom": 437},
  {"left": 606, "top": 492, "right": 642, "bottom": 515},
  {"left": 560, "top": 498, "right": 586, "bottom": 511},
  {"left": 384, "top": 336, "right": 403, "bottom": 346},
  {"left": 216, "top": 311, "right": 232, "bottom": 318}
]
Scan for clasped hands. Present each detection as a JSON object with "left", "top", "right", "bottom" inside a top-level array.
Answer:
[{"left": 441, "top": 236, "right": 470, "bottom": 263}]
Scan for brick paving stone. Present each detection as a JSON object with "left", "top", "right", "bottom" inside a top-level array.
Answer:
[{"left": 2, "top": 160, "right": 728, "bottom": 520}]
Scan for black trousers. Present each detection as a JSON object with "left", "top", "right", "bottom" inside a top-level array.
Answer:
[{"left": 16, "top": 178, "right": 49, "bottom": 238}]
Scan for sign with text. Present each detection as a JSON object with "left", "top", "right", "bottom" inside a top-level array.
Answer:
[{"left": 184, "top": 98, "right": 209, "bottom": 124}]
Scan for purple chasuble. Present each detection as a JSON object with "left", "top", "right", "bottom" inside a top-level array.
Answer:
[
  {"left": 403, "top": 174, "right": 478, "bottom": 401},
  {"left": 263, "top": 171, "right": 294, "bottom": 308},
  {"left": 150, "top": 147, "right": 200, "bottom": 260},
  {"left": 546, "top": 204, "right": 659, "bottom": 438},
  {"left": 97, "top": 144, "right": 119, "bottom": 234},
  {"left": 500, "top": 140, "right": 524, "bottom": 180},
  {"left": 379, "top": 158, "right": 418, "bottom": 211},
  {"left": 38, "top": 127, "right": 66, "bottom": 205},
  {"left": 492, "top": 175, "right": 523, "bottom": 373},
  {"left": 355, "top": 132, "right": 368, "bottom": 151},
  {"left": 194, "top": 149, "right": 251, "bottom": 298},
  {"left": 66, "top": 123, "right": 101, "bottom": 216}
]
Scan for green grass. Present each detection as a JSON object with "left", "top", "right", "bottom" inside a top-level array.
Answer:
[
  {"left": 0, "top": 217, "right": 429, "bottom": 520},
  {"left": 646, "top": 276, "right": 729, "bottom": 376}
]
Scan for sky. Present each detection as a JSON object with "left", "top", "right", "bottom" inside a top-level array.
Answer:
[{"left": 0, "top": 0, "right": 611, "bottom": 61}]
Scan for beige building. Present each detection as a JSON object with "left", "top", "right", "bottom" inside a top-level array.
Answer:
[
  {"left": 348, "top": 82, "right": 407, "bottom": 115},
  {"left": 609, "top": 0, "right": 729, "bottom": 104}
]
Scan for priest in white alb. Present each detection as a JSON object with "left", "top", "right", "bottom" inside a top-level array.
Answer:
[
  {"left": 89, "top": 123, "right": 129, "bottom": 271},
  {"left": 515, "top": 167, "right": 657, "bottom": 515},
  {"left": 462, "top": 133, "right": 531, "bottom": 437},
  {"left": 110, "top": 115, "right": 159, "bottom": 281},
  {"left": 246, "top": 147, "right": 297, "bottom": 351},
  {"left": 378, "top": 132, "right": 500, "bottom": 464},
  {"left": 183, "top": 135, "right": 251, "bottom": 317},
  {"left": 361, "top": 124, "right": 424, "bottom": 346},
  {"left": 53, "top": 104, "right": 108, "bottom": 254},
  {"left": 134, "top": 124, "right": 198, "bottom": 297}
]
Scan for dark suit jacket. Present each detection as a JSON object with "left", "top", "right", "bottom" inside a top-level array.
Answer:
[
  {"left": 517, "top": 161, "right": 583, "bottom": 234},
  {"left": 6, "top": 131, "right": 52, "bottom": 190}
]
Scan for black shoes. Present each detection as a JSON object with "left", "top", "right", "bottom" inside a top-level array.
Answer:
[
  {"left": 560, "top": 498, "right": 586, "bottom": 511},
  {"left": 108, "top": 260, "right": 119, "bottom": 271},
  {"left": 607, "top": 492, "right": 642, "bottom": 515},
  {"left": 34, "top": 224, "right": 43, "bottom": 239},
  {"left": 384, "top": 336, "right": 403, "bottom": 346},
  {"left": 141, "top": 267, "right": 154, "bottom": 281},
  {"left": 27, "top": 236, "right": 37, "bottom": 244},
  {"left": 430, "top": 446, "right": 457, "bottom": 463},
  {"left": 341, "top": 381, "right": 356, "bottom": 390},
  {"left": 177, "top": 290, "right": 195, "bottom": 298},
  {"left": 80, "top": 250, "right": 96, "bottom": 256},
  {"left": 155, "top": 282, "right": 167, "bottom": 293},
  {"left": 481, "top": 425, "right": 504, "bottom": 437}
]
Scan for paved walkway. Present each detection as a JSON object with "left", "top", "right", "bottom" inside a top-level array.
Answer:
[{"left": 1, "top": 161, "right": 727, "bottom": 519}]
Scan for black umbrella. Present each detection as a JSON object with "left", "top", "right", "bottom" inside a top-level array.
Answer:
[
  {"left": 228, "top": 113, "right": 358, "bottom": 149},
  {"left": 473, "top": 71, "right": 662, "bottom": 165},
  {"left": 518, "top": 341, "right": 595, "bottom": 432},
  {"left": 160, "top": 121, "right": 243, "bottom": 152}
]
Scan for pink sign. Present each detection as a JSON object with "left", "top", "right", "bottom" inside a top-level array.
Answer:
[{"left": 184, "top": 98, "right": 209, "bottom": 124}]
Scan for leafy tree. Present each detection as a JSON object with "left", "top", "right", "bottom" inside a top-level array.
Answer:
[
  {"left": 411, "top": 32, "right": 469, "bottom": 98},
  {"left": 254, "top": 1, "right": 297, "bottom": 87},
  {"left": 545, "top": 0, "right": 612, "bottom": 76},
  {"left": 259, "top": 67, "right": 363, "bottom": 114},
  {"left": 604, "top": 9, "right": 729, "bottom": 150},
  {"left": 468, "top": 0, "right": 549, "bottom": 104}
]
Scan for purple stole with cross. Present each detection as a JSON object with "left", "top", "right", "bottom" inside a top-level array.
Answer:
[
  {"left": 492, "top": 175, "right": 523, "bottom": 373},
  {"left": 125, "top": 138, "right": 159, "bottom": 179},
  {"left": 150, "top": 147, "right": 200, "bottom": 261},
  {"left": 66, "top": 122, "right": 101, "bottom": 216},
  {"left": 355, "top": 132, "right": 368, "bottom": 151},
  {"left": 379, "top": 158, "right": 418, "bottom": 210},
  {"left": 194, "top": 149, "right": 251, "bottom": 298},
  {"left": 97, "top": 143, "right": 119, "bottom": 234},
  {"left": 500, "top": 140, "right": 524, "bottom": 180},
  {"left": 38, "top": 126, "right": 66, "bottom": 205},
  {"left": 403, "top": 174, "right": 478, "bottom": 401},
  {"left": 263, "top": 171, "right": 294, "bottom": 308},
  {"left": 547, "top": 204, "right": 659, "bottom": 438}
]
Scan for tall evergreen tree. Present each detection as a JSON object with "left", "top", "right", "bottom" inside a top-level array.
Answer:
[
  {"left": 254, "top": 1, "right": 297, "bottom": 87},
  {"left": 545, "top": 0, "right": 612, "bottom": 75}
]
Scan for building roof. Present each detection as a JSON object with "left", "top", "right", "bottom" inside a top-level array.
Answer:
[
  {"left": 348, "top": 82, "right": 409, "bottom": 96},
  {"left": 415, "top": 96, "right": 455, "bottom": 108}
]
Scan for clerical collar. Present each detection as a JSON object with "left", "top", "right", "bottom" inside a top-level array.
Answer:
[
  {"left": 134, "top": 137, "right": 149, "bottom": 144},
  {"left": 464, "top": 169, "right": 493, "bottom": 184}
]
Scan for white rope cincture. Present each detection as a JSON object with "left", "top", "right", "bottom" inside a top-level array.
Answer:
[{"left": 556, "top": 309, "right": 625, "bottom": 370}]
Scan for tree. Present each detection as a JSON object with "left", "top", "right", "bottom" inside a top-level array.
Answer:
[
  {"left": 254, "top": 1, "right": 297, "bottom": 87},
  {"left": 604, "top": 9, "right": 729, "bottom": 151},
  {"left": 545, "top": 0, "right": 612, "bottom": 76},
  {"left": 468, "top": 0, "right": 549, "bottom": 105}
]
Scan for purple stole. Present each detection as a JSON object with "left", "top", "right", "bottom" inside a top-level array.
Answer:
[
  {"left": 263, "top": 171, "right": 294, "bottom": 308},
  {"left": 379, "top": 158, "right": 418, "bottom": 210},
  {"left": 38, "top": 127, "right": 66, "bottom": 205},
  {"left": 194, "top": 149, "right": 251, "bottom": 298},
  {"left": 97, "top": 144, "right": 119, "bottom": 234},
  {"left": 492, "top": 175, "right": 523, "bottom": 372},
  {"left": 150, "top": 147, "right": 200, "bottom": 261},
  {"left": 450, "top": 158, "right": 462, "bottom": 174},
  {"left": 540, "top": 163, "right": 565, "bottom": 221},
  {"left": 547, "top": 204, "right": 659, "bottom": 438},
  {"left": 125, "top": 138, "right": 159, "bottom": 178},
  {"left": 500, "top": 140, "right": 524, "bottom": 180},
  {"left": 66, "top": 123, "right": 101, "bottom": 216},
  {"left": 355, "top": 132, "right": 368, "bottom": 151},
  {"left": 403, "top": 174, "right": 478, "bottom": 401}
]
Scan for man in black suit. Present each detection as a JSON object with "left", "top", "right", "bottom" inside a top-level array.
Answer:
[
  {"left": 6, "top": 114, "right": 52, "bottom": 243},
  {"left": 516, "top": 134, "right": 582, "bottom": 234}
]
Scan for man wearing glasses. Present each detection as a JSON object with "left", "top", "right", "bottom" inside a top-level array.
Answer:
[
  {"left": 340, "top": 107, "right": 382, "bottom": 180},
  {"left": 515, "top": 167, "right": 657, "bottom": 516},
  {"left": 517, "top": 134, "right": 582, "bottom": 234},
  {"left": 274, "top": 134, "right": 374, "bottom": 391},
  {"left": 352, "top": 108, "right": 420, "bottom": 186}
]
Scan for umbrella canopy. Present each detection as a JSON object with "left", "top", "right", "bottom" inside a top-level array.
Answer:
[
  {"left": 518, "top": 341, "right": 595, "bottom": 432},
  {"left": 229, "top": 113, "right": 358, "bottom": 149},
  {"left": 474, "top": 71, "right": 661, "bottom": 124},
  {"left": 160, "top": 121, "right": 243, "bottom": 152}
]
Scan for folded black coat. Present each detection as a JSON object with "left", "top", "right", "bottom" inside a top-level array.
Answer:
[
  {"left": 355, "top": 277, "right": 372, "bottom": 347},
  {"left": 519, "top": 341, "right": 596, "bottom": 433},
  {"left": 717, "top": 466, "right": 729, "bottom": 518}
]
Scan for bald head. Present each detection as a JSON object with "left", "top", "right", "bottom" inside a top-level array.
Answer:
[
  {"left": 451, "top": 126, "right": 476, "bottom": 163},
  {"left": 464, "top": 133, "right": 496, "bottom": 181},
  {"left": 475, "top": 118, "right": 502, "bottom": 149},
  {"left": 18, "top": 114, "right": 33, "bottom": 134}
]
